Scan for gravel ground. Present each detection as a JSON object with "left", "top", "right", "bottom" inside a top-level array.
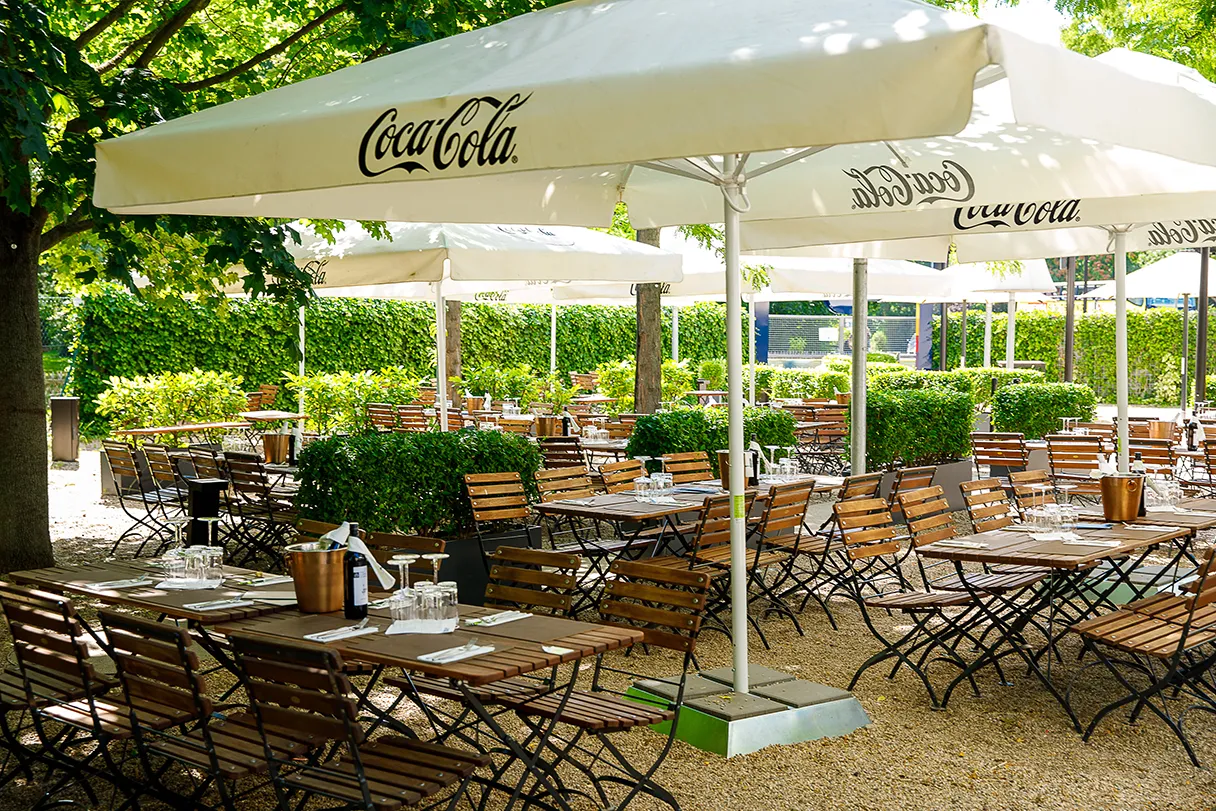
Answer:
[{"left": 6, "top": 448, "right": 1216, "bottom": 810}]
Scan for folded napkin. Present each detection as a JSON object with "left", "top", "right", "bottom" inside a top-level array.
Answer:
[
  {"left": 555, "top": 498, "right": 596, "bottom": 506},
  {"left": 243, "top": 590, "right": 295, "bottom": 604},
  {"left": 1090, "top": 454, "right": 1119, "bottom": 478},
  {"left": 320, "top": 522, "right": 395, "bottom": 590},
  {"left": 417, "top": 643, "right": 495, "bottom": 664},
  {"left": 1061, "top": 538, "right": 1122, "bottom": 548},
  {"left": 229, "top": 574, "right": 293, "bottom": 587},
  {"left": 182, "top": 598, "right": 255, "bottom": 611},
  {"left": 542, "top": 645, "right": 576, "bottom": 656},
  {"left": 155, "top": 578, "right": 222, "bottom": 590},
  {"left": 646, "top": 496, "right": 681, "bottom": 505},
  {"left": 1150, "top": 506, "right": 1216, "bottom": 517},
  {"left": 465, "top": 610, "right": 530, "bottom": 627},
  {"left": 1122, "top": 524, "right": 1182, "bottom": 532},
  {"left": 929, "top": 539, "right": 989, "bottom": 549},
  {"left": 85, "top": 576, "right": 151, "bottom": 591},
  {"left": 303, "top": 625, "right": 379, "bottom": 643}
]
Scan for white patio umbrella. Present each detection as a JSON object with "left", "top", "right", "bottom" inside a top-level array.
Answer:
[
  {"left": 231, "top": 222, "right": 681, "bottom": 427},
  {"left": 94, "top": 0, "right": 1216, "bottom": 696},
  {"left": 944, "top": 260, "right": 1056, "bottom": 369}
]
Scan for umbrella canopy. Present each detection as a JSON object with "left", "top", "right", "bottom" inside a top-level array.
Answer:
[
  {"left": 94, "top": 0, "right": 1216, "bottom": 699},
  {"left": 740, "top": 50, "right": 1216, "bottom": 258},
  {"left": 767, "top": 257, "right": 953, "bottom": 300},
  {"left": 1081, "top": 251, "right": 1206, "bottom": 299},
  {"left": 946, "top": 259, "right": 1056, "bottom": 301}
]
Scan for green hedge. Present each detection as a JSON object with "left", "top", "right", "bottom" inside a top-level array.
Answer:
[
  {"left": 864, "top": 389, "right": 974, "bottom": 469},
  {"left": 626, "top": 406, "right": 797, "bottom": 474},
  {"left": 95, "top": 369, "right": 246, "bottom": 444},
  {"left": 68, "top": 291, "right": 738, "bottom": 426},
  {"left": 294, "top": 430, "right": 541, "bottom": 537},
  {"left": 767, "top": 368, "right": 850, "bottom": 399},
  {"left": 991, "top": 382, "right": 1098, "bottom": 440},
  {"left": 869, "top": 370, "right": 973, "bottom": 396}
]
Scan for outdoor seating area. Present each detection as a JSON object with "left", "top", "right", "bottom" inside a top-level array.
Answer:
[{"left": 19, "top": 1, "right": 1216, "bottom": 809}]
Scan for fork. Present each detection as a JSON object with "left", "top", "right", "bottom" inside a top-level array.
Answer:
[{"left": 316, "top": 617, "right": 370, "bottom": 641}]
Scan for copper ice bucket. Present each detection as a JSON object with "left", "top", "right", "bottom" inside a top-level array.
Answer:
[
  {"left": 717, "top": 450, "right": 731, "bottom": 490},
  {"left": 1100, "top": 474, "right": 1144, "bottom": 522},
  {"left": 1148, "top": 420, "right": 1174, "bottom": 440},
  {"left": 536, "top": 415, "right": 560, "bottom": 437},
  {"left": 263, "top": 433, "right": 290, "bottom": 464},
  {"left": 285, "top": 541, "right": 345, "bottom": 613}
]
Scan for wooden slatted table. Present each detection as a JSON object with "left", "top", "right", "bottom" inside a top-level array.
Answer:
[
  {"left": 114, "top": 420, "right": 252, "bottom": 440},
  {"left": 917, "top": 523, "right": 1191, "bottom": 570}
]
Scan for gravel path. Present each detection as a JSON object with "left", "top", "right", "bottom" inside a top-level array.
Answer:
[{"left": 6, "top": 449, "right": 1215, "bottom": 810}]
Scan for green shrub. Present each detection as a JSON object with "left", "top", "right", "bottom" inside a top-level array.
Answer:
[
  {"left": 866, "top": 351, "right": 897, "bottom": 362},
  {"left": 746, "top": 364, "right": 780, "bottom": 398},
  {"left": 953, "top": 366, "right": 1045, "bottom": 406},
  {"left": 295, "top": 430, "right": 541, "bottom": 536},
  {"left": 285, "top": 368, "right": 421, "bottom": 434},
  {"left": 662, "top": 359, "right": 695, "bottom": 402},
  {"left": 823, "top": 356, "right": 908, "bottom": 378},
  {"left": 95, "top": 370, "right": 246, "bottom": 444},
  {"left": 864, "top": 389, "right": 974, "bottom": 469},
  {"left": 697, "top": 358, "right": 727, "bottom": 390},
  {"left": 595, "top": 358, "right": 636, "bottom": 412},
  {"left": 458, "top": 364, "right": 537, "bottom": 401},
  {"left": 627, "top": 406, "right": 796, "bottom": 474},
  {"left": 768, "top": 368, "right": 850, "bottom": 400},
  {"left": 522, "top": 373, "right": 582, "bottom": 410},
  {"left": 869, "top": 370, "right": 973, "bottom": 397},
  {"left": 992, "top": 382, "right": 1098, "bottom": 440}
]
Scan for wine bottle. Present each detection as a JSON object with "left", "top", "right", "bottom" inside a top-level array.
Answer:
[
  {"left": 748, "top": 433, "right": 759, "bottom": 487},
  {"left": 343, "top": 522, "right": 368, "bottom": 620}
]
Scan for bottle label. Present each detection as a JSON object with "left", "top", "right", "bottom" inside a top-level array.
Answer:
[{"left": 352, "top": 566, "right": 368, "bottom": 606}]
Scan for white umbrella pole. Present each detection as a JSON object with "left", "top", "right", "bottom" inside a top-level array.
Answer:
[
  {"left": 672, "top": 305, "right": 680, "bottom": 363},
  {"left": 1005, "top": 292, "right": 1016, "bottom": 371},
  {"left": 296, "top": 304, "right": 305, "bottom": 446},
  {"left": 852, "top": 259, "right": 868, "bottom": 474},
  {"left": 748, "top": 293, "right": 756, "bottom": 405},
  {"left": 984, "top": 301, "right": 993, "bottom": 368},
  {"left": 1115, "top": 231, "right": 1129, "bottom": 472},
  {"left": 959, "top": 301, "right": 967, "bottom": 369},
  {"left": 549, "top": 303, "right": 558, "bottom": 375},
  {"left": 436, "top": 278, "right": 449, "bottom": 432},
  {"left": 723, "top": 154, "right": 749, "bottom": 696}
]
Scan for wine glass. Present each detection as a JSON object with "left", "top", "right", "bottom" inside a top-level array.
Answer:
[
  {"left": 633, "top": 455, "right": 652, "bottom": 474},
  {"left": 422, "top": 552, "right": 448, "bottom": 586}
]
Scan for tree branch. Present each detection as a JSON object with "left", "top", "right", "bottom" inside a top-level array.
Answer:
[
  {"left": 75, "top": 0, "right": 141, "bottom": 49},
  {"left": 96, "top": 24, "right": 159, "bottom": 74},
  {"left": 132, "top": 0, "right": 213, "bottom": 69},
  {"left": 40, "top": 218, "right": 95, "bottom": 253},
  {"left": 176, "top": 3, "right": 348, "bottom": 92}
]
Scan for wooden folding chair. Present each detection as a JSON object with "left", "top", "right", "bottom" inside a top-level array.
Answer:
[
  {"left": 229, "top": 634, "right": 489, "bottom": 811},
  {"left": 539, "top": 436, "right": 584, "bottom": 468},
  {"left": 395, "top": 405, "right": 429, "bottom": 433},
  {"left": 505, "top": 561, "right": 710, "bottom": 811},
  {"left": 1008, "top": 469, "right": 1058, "bottom": 518},
  {"left": 960, "top": 478, "right": 1019, "bottom": 533},
  {"left": 660, "top": 451, "right": 713, "bottom": 484},
  {"left": 1046, "top": 433, "right": 1107, "bottom": 500},
  {"left": 746, "top": 481, "right": 816, "bottom": 636},
  {"left": 600, "top": 459, "right": 645, "bottom": 494},
  {"left": 103, "top": 439, "right": 178, "bottom": 557},
  {"left": 887, "top": 465, "right": 936, "bottom": 517},
  {"left": 1075, "top": 421, "right": 1116, "bottom": 442},
  {"left": 1128, "top": 437, "right": 1176, "bottom": 478},
  {"left": 969, "top": 432, "right": 1029, "bottom": 478},
  {"left": 366, "top": 403, "right": 398, "bottom": 431},
  {"left": 499, "top": 417, "right": 534, "bottom": 435},
  {"left": 224, "top": 452, "right": 296, "bottom": 567},
  {"left": 465, "top": 472, "right": 540, "bottom": 570},
  {"left": 1180, "top": 438, "right": 1216, "bottom": 495}
]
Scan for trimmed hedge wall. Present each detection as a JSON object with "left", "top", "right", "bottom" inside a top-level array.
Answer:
[
  {"left": 294, "top": 430, "right": 541, "bottom": 537},
  {"left": 68, "top": 291, "right": 736, "bottom": 423},
  {"left": 864, "top": 389, "right": 974, "bottom": 469},
  {"left": 992, "top": 382, "right": 1098, "bottom": 440},
  {"left": 626, "top": 407, "right": 797, "bottom": 474}
]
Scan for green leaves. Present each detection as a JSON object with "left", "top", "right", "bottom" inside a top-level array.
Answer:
[
  {"left": 626, "top": 406, "right": 797, "bottom": 474},
  {"left": 991, "top": 383, "right": 1098, "bottom": 440},
  {"left": 768, "top": 368, "right": 850, "bottom": 399},
  {"left": 294, "top": 429, "right": 541, "bottom": 536},
  {"left": 864, "top": 389, "right": 974, "bottom": 469},
  {"left": 94, "top": 369, "right": 245, "bottom": 445},
  {"left": 283, "top": 368, "right": 420, "bottom": 434}
]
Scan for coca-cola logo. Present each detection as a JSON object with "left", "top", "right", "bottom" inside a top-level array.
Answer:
[
  {"left": 302, "top": 258, "right": 327, "bottom": 285},
  {"left": 358, "top": 93, "right": 529, "bottom": 177},
  {"left": 1146, "top": 218, "right": 1216, "bottom": 247},
  {"left": 630, "top": 283, "right": 672, "bottom": 295},
  {"left": 953, "top": 199, "right": 1081, "bottom": 231},
  {"left": 475, "top": 291, "right": 508, "bottom": 301},
  {"left": 846, "top": 160, "right": 974, "bottom": 209}
]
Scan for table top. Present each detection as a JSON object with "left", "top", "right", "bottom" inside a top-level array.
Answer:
[
  {"left": 572, "top": 395, "right": 616, "bottom": 403},
  {"left": 216, "top": 605, "right": 643, "bottom": 686},
  {"left": 536, "top": 475, "right": 826, "bottom": 521},
  {"left": 691, "top": 390, "right": 728, "bottom": 398},
  {"left": 10, "top": 562, "right": 292, "bottom": 624},
  {"left": 239, "top": 410, "right": 307, "bottom": 422},
  {"left": 917, "top": 523, "right": 1190, "bottom": 569},
  {"left": 115, "top": 421, "right": 252, "bottom": 436},
  {"left": 581, "top": 438, "right": 629, "bottom": 451}
]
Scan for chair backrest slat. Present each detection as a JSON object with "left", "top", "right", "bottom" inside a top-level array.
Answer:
[
  {"left": 535, "top": 466, "right": 596, "bottom": 502},
  {"left": 598, "top": 561, "right": 710, "bottom": 652},
  {"left": 485, "top": 546, "right": 581, "bottom": 615},
  {"left": 960, "top": 478, "right": 1018, "bottom": 532},
  {"left": 970, "top": 432, "right": 1029, "bottom": 470},
  {"left": 898, "top": 485, "right": 957, "bottom": 547},
  {"left": 600, "top": 458, "right": 645, "bottom": 494},
  {"left": 661, "top": 451, "right": 713, "bottom": 484}
]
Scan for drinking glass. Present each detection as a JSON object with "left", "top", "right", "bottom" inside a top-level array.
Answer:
[
  {"left": 653, "top": 472, "right": 673, "bottom": 494},
  {"left": 437, "top": 581, "right": 459, "bottom": 632},
  {"left": 416, "top": 584, "right": 442, "bottom": 633},
  {"left": 633, "top": 455, "right": 652, "bottom": 474},
  {"left": 203, "top": 546, "right": 224, "bottom": 582},
  {"left": 633, "top": 476, "right": 653, "bottom": 503},
  {"left": 1059, "top": 504, "right": 1078, "bottom": 534},
  {"left": 765, "top": 445, "right": 781, "bottom": 476},
  {"left": 390, "top": 586, "right": 416, "bottom": 627},
  {"left": 163, "top": 554, "right": 187, "bottom": 581},
  {"left": 184, "top": 546, "right": 209, "bottom": 581}
]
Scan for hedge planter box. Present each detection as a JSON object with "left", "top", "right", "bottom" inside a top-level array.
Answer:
[
  {"left": 440, "top": 525, "right": 541, "bottom": 606},
  {"left": 877, "top": 458, "right": 974, "bottom": 512}
]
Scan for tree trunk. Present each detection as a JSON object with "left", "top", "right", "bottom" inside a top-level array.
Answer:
[
  {"left": 445, "top": 298, "right": 461, "bottom": 402},
  {"left": 634, "top": 228, "right": 662, "bottom": 413},
  {"left": 0, "top": 208, "right": 55, "bottom": 572}
]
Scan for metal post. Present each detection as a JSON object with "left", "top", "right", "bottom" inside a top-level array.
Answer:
[
  {"left": 671, "top": 304, "right": 680, "bottom": 363},
  {"left": 852, "top": 259, "right": 868, "bottom": 474},
  {"left": 958, "top": 301, "right": 968, "bottom": 369},
  {"left": 722, "top": 154, "right": 749, "bottom": 696},
  {"left": 1199, "top": 248, "right": 1210, "bottom": 404},
  {"left": 1183, "top": 293, "right": 1190, "bottom": 415},
  {"left": 296, "top": 305, "right": 305, "bottom": 446},
  {"left": 938, "top": 303, "right": 949, "bottom": 370},
  {"left": 549, "top": 302, "right": 558, "bottom": 374},
  {"left": 837, "top": 313, "right": 847, "bottom": 354},
  {"left": 1005, "top": 292, "right": 1017, "bottom": 371},
  {"left": 1115, "top": 231, "right": 1129, "bottom": 472},
  {"left": 435, "top": 277, "right": 449, "bottom": 432},
  {"left": 1082, "top": 256, "right": 1090, "bottom": 314},
  {"left": 748, "top": 293, "right": 756, "bottom": 405},
  {"left": 1064, "top": 257, "right": 1076, "bottom": 382},
  {"left": 983, "top": 301, "right": 992, "bottom": 368}
]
